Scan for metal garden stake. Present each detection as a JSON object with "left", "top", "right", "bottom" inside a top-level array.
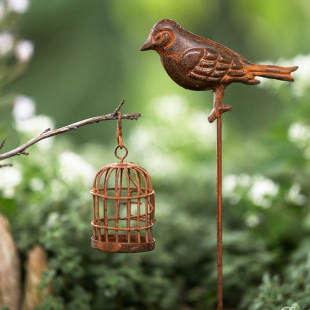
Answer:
[{"left": 141, "top": 19, "right": 298, "bottom": 310}]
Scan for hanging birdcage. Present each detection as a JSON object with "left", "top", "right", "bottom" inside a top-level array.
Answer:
[{"left": 90, "top": 113, "right": 155, "bottom": 253}]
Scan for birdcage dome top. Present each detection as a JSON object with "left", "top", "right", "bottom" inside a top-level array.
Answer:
[{"left": 92, "top": 160, "right": 154, "bottom": 198}]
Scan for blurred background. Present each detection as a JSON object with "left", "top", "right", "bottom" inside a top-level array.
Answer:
[{"left": 0, "top": 0, "right": 310, "bottom": 309}]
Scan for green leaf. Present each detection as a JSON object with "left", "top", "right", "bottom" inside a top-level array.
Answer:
[
  {"left": 38, "top": 270, "right": 56, "bottom": 291},
  {"left": 290, "top": 303, "right": 300, "bottom": 310}
]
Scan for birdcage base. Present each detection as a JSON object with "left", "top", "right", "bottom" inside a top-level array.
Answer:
[{"left": 91, "top": 234, "right": 155, "bottom": 253}]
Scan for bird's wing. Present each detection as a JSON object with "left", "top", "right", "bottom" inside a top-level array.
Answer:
[{"left": 179, "top": 47, "right": 248, "bottom": 83}]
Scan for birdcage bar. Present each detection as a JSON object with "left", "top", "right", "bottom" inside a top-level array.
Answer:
[
  {"left": 139, "top": 169, "right": 149, "bottom": 243},
  {"left": 137, "top": 197, "right": 141, "bottom": 243},
  {"left": 113, "top": 169, "right": 117, "bottom": 243},
  {"left": 122, "top": 168, "right": 129, "bottom": 243},
  {"left": 132, "top": 168, "right": 144, "bottom": 241},
  {"left": 119, "top": 169, "right": 124, "bottom": 241},
  {"left": 103, "top": 169, "right": 108, "bottom": 242},
  {"left": 94, "top": 169, "right": 101, "bottom": 241},
  {"left": 96, "top": 194, "right": 100, "bottom": 241},
  {"left": 92, "top": 195, "right": 96, "bottom": 239},
  {"left": 141, "top": 166, "right": 153, "bottom": 241},
  {"left": 129, "top": 167, "right": 141, "bottom": 243},
  {"left": 150, "top": 194, "right": 154, "bottom": 240}
]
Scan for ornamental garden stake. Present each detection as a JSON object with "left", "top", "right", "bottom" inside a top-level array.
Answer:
[
  {"left": 90, "top": 113, "right": 156, "bottom": 253},
  {"left": 141, "top": 19, "right": 298, "bottom": 310}
]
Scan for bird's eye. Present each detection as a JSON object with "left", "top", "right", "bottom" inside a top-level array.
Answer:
[{"left": 155, "top": 34, "right": 162, "bottom": 41}]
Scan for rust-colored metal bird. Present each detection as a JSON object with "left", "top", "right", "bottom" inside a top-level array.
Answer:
[{"left": 140, "top": 19, "right": 298, "bottom": 122}]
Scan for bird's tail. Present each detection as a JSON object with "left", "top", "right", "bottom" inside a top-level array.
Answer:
[{"left": 250, "top": 64, "right": 298, "bottom": 82}]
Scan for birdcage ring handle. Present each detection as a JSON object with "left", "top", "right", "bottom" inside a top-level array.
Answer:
[{"left": 114, "top": 145, "right": 128, "bottom": 161}]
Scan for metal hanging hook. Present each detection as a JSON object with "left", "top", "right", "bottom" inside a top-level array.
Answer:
[
  {"left": 117, "top": 112, "right": 123, "bottom": 149},
  {"left": 115, "top": 112, "right": 128, "bottom": 162}
]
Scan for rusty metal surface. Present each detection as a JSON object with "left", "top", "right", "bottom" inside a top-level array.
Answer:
[
  {"left": 141, "top": 19, "right": 298, "bottom": 310},
  {"left": 140, "top": 19, "right": 298, "bottom": 123},
  {"left": 217, "top": 117, "right": 223, "bottom": 310},
  {"left": 91, "top": 235, "right": 155, "bottom": 253},
  {"left": 90, "top": 113, "right": 155, "bottom": 253}
]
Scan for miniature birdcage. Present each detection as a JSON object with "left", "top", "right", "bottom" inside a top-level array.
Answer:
[{"left": 90, "top": 113, "right": 155, "bottom": 253}]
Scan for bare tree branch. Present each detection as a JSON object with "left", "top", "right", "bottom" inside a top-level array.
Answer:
[
  {"left": 0, "top": 163, "right": 13, "bottom": 168},
  {"left": 0, "top": 100, "right": 141, "bottom": 162}
]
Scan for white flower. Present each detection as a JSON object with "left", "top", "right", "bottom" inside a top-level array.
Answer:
[
  {"left": 46, "top": 212, "right": 60, "bottom": 227},
  {"left": 238, "top": 173, "right": 251, "bottom": 187},
  {"left": 15, "top": 115, "right": 55, "bottom": 151},
  {"left": 259, "top": 54, "right": 310, "bottom": 96},
  {"left": 129, "top": 126, "right": 157, "bottom": 152},
  {"left": 15, "top": 115, "right": 54, "bottom": 134},
  {"left": 223, "top": 174, "right": 251, "bottom": 194},
  {"left": 189, "top": 111, "right": 216, "bottom": 146},
  {"left": 50, "top": 179, "right": 67, "bottom": 202},
  {"left": 0, "top": 32, "right": 13, "bottom": 55},
  {"left": 222, "top": 174, "right": 241, "bottom": 204},
  {"left": 279, "top": 54, "right": 310, "bottom": 96},
  {"left": 58, "top": 151, "right": 96, "bottom": 186},
  {"left": 30, "top": 178, "right": 44, "bottom": 191},
  {"left": 223, "top": 174, "right": 238, "bottom": 194},
  {"left": 143, "top": 149, "right": 179, "bottom": 178},
  {"left": 245, "top": 214, "right": 260, "bottom": 227},
  {"left": 135, "top": 95, "right": 217, "bottom": 152},
  {"left": 15, "top": 40, "right": 34, "bottom": 62},
  {"left": 286, "top": 183, "right": 307, "bottom": 205},
  {"left": 36, "top": 138, "right": 54, "bottom": 151},
  {"left": 288, "top": 122, "right": 310, "bottom": 148},
  {"left": 249, "top": 175, "right": 279, "bottom": 208},
  {"left": 7, "top": 0, "right": 29, "bottom": 13},
  {"left": 12, "top": 95, "right": 36, "bottom": 120},
  {"left": 153, "top": 95, "right": 188, "bottom": 120},
  {"left": 0, "top": 167, "right": 21, "bottom": 198}
]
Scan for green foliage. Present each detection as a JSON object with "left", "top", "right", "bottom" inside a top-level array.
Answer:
[
  {"left": 244, "top": 253, "right": 310, "bottom": 310},
  {"left": 1, "top": 1, "right": 310, "bottom": 309},
  {"left": 0, "top": 99, "right": 283, "bottom": 309},
  {"left": 38, "top": 270, "right": 56, "bottom": 291},
  {"left": 283, "top": 305, "right": 301, "bottom": 310},
  {"left": 35, "top": 295, "right": 64, "bottom": 310},
  {"left": 2, "top": 71, "right": 310, "bottom": 309}
]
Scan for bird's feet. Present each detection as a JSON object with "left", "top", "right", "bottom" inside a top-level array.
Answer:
[{"left": 208, "top": 104, "right": 232, "bottom": 123}]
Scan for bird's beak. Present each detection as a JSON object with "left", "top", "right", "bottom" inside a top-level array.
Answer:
[{"left": 140, "top": 37, "right": 153, "bottom": 51}]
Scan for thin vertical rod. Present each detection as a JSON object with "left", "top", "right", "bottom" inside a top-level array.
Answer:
[
  {"left": 114, "top": 168, "right": 120, "bottom": 243},
  {"left": 217, "top": 116, "right": 223, "bottom": 310}
]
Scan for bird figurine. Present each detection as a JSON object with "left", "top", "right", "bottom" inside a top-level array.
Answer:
[{"left": 140, "top": 19, "right": 298, "bottom": 123}]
